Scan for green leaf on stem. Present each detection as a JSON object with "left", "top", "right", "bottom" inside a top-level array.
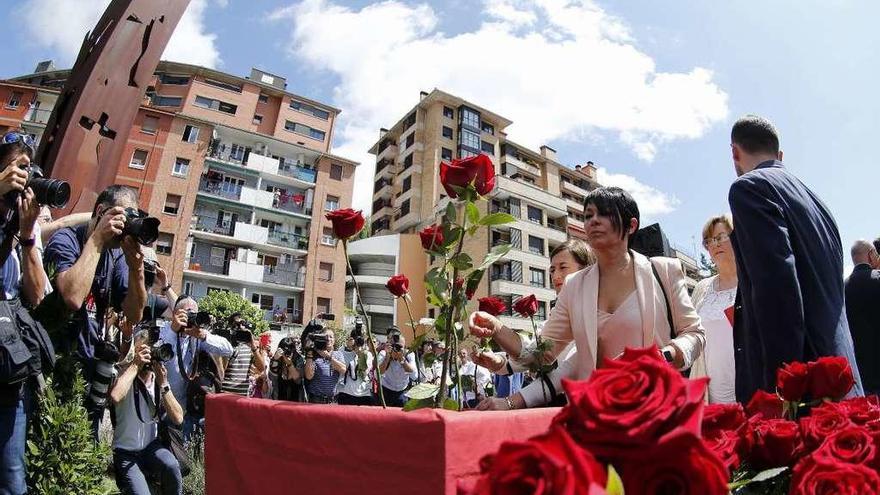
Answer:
[
  {"left": 403, "top": 398, "right": 435, "bottom": 411},
  {"left": 479, "top": 212, "right": 516, "bottom": 226},
  {"left": 450, "top": 253, "right": 473, "bottom": 271},
  {"left": 406, "top": 383, "right": 441, "bottom": 400},
  {"left": 442, "top": 398, "right": 459, "bottom": 411},
  {"left": 465, "top": 201, "right": 480, "bottom": 226},
  {"left": 441, "top": 225, "right": 462, "bottom": 248},
  {"left": 445, "top": 201, "right": 457, "bottom": 224},
  {"left": 449, "top": 184, "right": 469, "bottom": 199},
  {"left": 606, "top": 465, "right": 625, "bottom": 495},
  {"left": 727, "top": 467, "right": 788, "bottom": 490},
  {"left": 477, "top": 244, "right": 512, "bottom": 271},
  {"left": 434, "top": 312, "right": 448, "bottom": 334}
]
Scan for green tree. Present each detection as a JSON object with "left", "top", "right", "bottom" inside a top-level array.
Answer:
[
  {"left": 700, "top": 253, "right": 718, "bottom": 276},
  {"left": 354, "top": 216, "right": 371, "bottom": 240},
  {"left": 197, "top": 290, "right": 270, "bottom": 335}
]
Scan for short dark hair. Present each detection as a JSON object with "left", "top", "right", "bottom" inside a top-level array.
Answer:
[
  {"left": 93, "top": 185, "right": 139, "bottom": 217},
  {"left": 873, "top": 238, "right": 880, "bottom": 254},
  {"left": 549, "top": 239, "right": 594, "bottom": 268},
  {"left": 583, "top": 187, "right": 640, "bottom": 242},
  {"left": 731, "top": 115, "right": 780, "bottom": 155},
  {"left": 0, "top": 141, "right": 33, "bottom": 168}
]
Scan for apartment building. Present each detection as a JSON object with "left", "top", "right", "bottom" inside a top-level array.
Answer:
[
  {"left": 559, "top": 162, "right": 601, "bottom": 241},
  {"left": 367, "top": 89, "right": 594, "bottom": 331},
  {"left": 5, "top": 61, "right": 358, "bottom": 324}
]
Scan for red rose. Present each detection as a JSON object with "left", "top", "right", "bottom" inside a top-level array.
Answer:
[
  {"left": 439, "top": 154, "right": 496, "bottom": 199},
  {"left": 419, "top": 224, "right": 444, "bottom": 251},
  {"left": 815, "top": 425, "right": 876, "bottom": 466},
  {"left": 839, "top": 396, "right": 880, "bottom": 426},
  {"left": 808, "top": 356, "right": 855, "bottom": 400},
  {"left": 791, "top": 454, "right": 880, "bottom": 495},
  {"left": 325, "top": 208, "right": 365, "bottom": 240},
  {"left": 702, "top": 403, "right": 748, "bottom": 438},
  {"left": 478, "top": 297, "right": 506, "bottom": 317},
  {"left": 748, "top": 417, "right": 804, "bottom": 469},
  {"left": 745, "top": 389, "right": 784, "bottom": 419},
  {"left": 777, "top": 361, "right": 811, "bottom": 402},
  {"left": 461, "top": 427, "right": 608, "bottom": 495},
  {"left": 386, "top": 274, "right": 410, "bottom": 298},
  {"left": 555, "top": 346, "right": 708, "bottom": 462},
  {"left": 704, "top": 429, "right": 746, "bottom": 472},
  {"left": 800, "top": 402, "right": 853, "bottom": 449},
  {"left": 513, "top": 294, "right": 538, "bottom": 317},
  {"left": 618, "top": 429, "right": 729, "bottom": 495}
]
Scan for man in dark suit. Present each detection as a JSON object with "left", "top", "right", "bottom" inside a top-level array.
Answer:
[
  {"left": 727, "top": 115, "right": 863, "bottom": 402},
  {"left": 845, "top": 240, "right": 880, "bottom": 395}
]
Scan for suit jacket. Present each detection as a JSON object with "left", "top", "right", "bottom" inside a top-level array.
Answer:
[
  {"left": 728, "top": 160, "right": 863, "bottom": 402},
  {"left": 534, "top": 251, "right": 705, "bottom": 402},
  {"left": 845, "top": 264, "right": 880, "bottom": 394}
]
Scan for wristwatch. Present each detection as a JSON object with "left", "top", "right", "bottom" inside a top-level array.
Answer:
[
  {"left": 18, "top": 236, "right": 35, "bottom": 248},
  {"left": 161, "top": 284, "right": 172, "bottom": 293},
  {"left": 662, "top": 348, "right": 675, "bottom": 364},
  {"left": 161, "top": 384, "right": 171, "bottom": 396}
]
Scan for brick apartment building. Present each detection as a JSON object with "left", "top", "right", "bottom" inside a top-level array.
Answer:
[{"left": 2, "top": 60, "right": 358, "bottom": 324}]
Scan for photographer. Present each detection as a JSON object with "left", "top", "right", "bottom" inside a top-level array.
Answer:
[
  {"left": 219, "top": 313, "right": 265, "bottom": 397},
  {"left": 158, "top": 296, "right": 232, "bottom": 436},
  {"left": 109, "top": 338, "right": 183, "bottom": 495},
  {"left": 44, "top": 184, "right": 150, "bottom": 438},
  {"left": 336, "top": 321, "right": 374, "bottom": 406},
  {"left": 377, "top": 328, "right": 416, "bottom": 407},
  {"left": 0, "top": 133, "right": 56, "bottom": 493},
  {"left": 303, "top": 328, "right": 345, "bottom": 404},
  {"left": 269, "top": 337, "right": 304, "bottom": 401}
]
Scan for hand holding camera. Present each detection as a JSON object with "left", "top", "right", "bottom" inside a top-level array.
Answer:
[
  {"left": 94, "top": 206, "right": 127, "bottom": 248},
  {"left": 16, "top": 187, "right": 39, "bottom": 240},
  {"left": 0, "top": 165, "right": 28, "bottom": 196},
  {"left": 153, "top": 360, "right": 168, "bottom": 386},
  {"left": 133, "top": 343, "right": 152, "bottom": 368},
  {"left": 120, "top": 236, "right": 144, "bottom": 271}
]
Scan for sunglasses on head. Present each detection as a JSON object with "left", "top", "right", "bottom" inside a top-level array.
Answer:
[{"left": 2, "top": 132, "right": 35, "bottom": 151}]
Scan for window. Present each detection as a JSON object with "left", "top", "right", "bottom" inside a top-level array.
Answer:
[
  {"left": 527, "top": 205, "right": 543, "bottom": 225},
  {"left": 163, "top": 194, "right": 181, "bottom": 215},
  {"left": 258, "top": 93, "right": 269, "bottom": 104},
  {"left": 443, "top": 106, "right": 454, "bottom": 119},
  {"left": 459, "top": 149, "right": 477, "bottom": 159},
  {"left": 325, "top": 195, "right": 339, "bottom": 211},
  {"left": 156, "top": 233, "right": 174, "bottom": 256},
  {"left": 528, "top": 235, "right": 544, "bottom": 256},
  {"left": 182, "top": 124, "right": 199, "bottom": 143},
  {"left": 316, "top": 297, "right": 331, "bottom": 315},
  {"left": 530, "top": 268, "right": 546, "bottom": 288},
  {"left": 460, "top": 107, "right": 480, "bottom": 129},
  {"left": 482, "top": 122, "right": 495, "bottom": 135},
  {"left": 536, "top": 301, "right": 547, "bottom": 320},
  {"left": 141, "top": 115, "right": 159, "bottom": 134},
  {"left": 203, "top": 78, "right": 243, "bottom": 93},
  {"left": 481, "top": 140, "right": 494, "bottom": 154},
  {"left": 183, "top": 281, "right": 193, "bottom": 295},
  {"left": 153, "top": 95, "right": 182, "bottom": 107},
  {"left": 284, "top": 120, "right": 326, "bottom": 141},
  {"left": 405, "top": 133, "right": 415, "bottom": 149},
  {"left": 403, "top": 112, "right": 416, "bottom": 129},
  {"left": 402, "top": 176, "right": 412, "bottom": 193},
  {"left": 322, "top": 227, "right": 336, "bottom": 246},
  {"left": 400, "top": 199, "right": 410, "bottom": 217},
  {"left": 460, "top": 129, "right": 480, "bottom": 150},
  {"left": 330, "top": 163, "right": 343, "bottom": 181},
  {"left": 403, "top": 154, "right": 413, "bottom": 170},
  {"left": 129, "top": 149, "right": 148, "bottom": 169},
  {"left": 6, "top": 92, "right": 22, "bottom": 109},
  {"left": 251, "top": 293, "right": 274, "bottom": 311},
  {"left": 441, "top": 148, "right": 453, "bottom": 161},
  {"left": 172, "top": 157, "right": 190, "bottom": 177},
  {"left": 158, "top": 74, "right": 189, "bottom": 85},
  {"left": 210, "top": 247, "right": 226, "bottom": 267},
  {"left": 319, "top": 262, "right": 333, "bottom": 282},
  {"left": 442, "top": 126, "right": 453, "bottom": 139},
  {"left": 289, "top": 100, "right": 330, "bottom": 120},
  {"left": 252, "top": 114, "right": 263, "bottom": 125},
  {"left": 194, "top": 95, "right": 237, "bottom": 114}
]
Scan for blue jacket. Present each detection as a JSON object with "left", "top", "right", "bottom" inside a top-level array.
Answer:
[{"left": 728, "top": 160, "right": 863, "bottom": 402}]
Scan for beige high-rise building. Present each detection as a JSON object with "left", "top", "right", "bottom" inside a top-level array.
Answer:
[{"left": 368, "top": 89, "right": 601, "bottom": 331}]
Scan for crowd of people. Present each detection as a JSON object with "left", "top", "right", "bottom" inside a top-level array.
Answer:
[{"left": 0, "top": 113, "right": 873, "bottom": 494}]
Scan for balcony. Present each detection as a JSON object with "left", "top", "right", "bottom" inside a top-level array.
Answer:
[
  {"left": 562, "top": 180, "right": 590, "bottom": 199},
  {"left": 502, "top": 154, "right": 541, "bottom": 177},
  {"left": 262, "top": 266, "right": 306, "bottom": 288},
  {"left": 374, "top": 182, "right": 393, "bottom": 199},
  {"left": 494, "top": 176, "right": 566, "bottom": 217},
  {"left": 394, "top": 210, "right": 419, "bottom": 231},
  {"left": 376, "top": 158, "right": 395, "bottom": 179},
  {"left": 277, "top": 162, "right": 318, "bottom": 184},
  {"left": 208, "top": 146, "right": 318, "bottom": 187},
  {"left": 198, "top": 178, "right": 243, "bottom": 201},
  {"left": 272, "top": 195, "right": 313, "bottom": 217},
  {"left": 376, "top": 144, "right": 398, "bottom": 162},
  {"left": 192, "top": 215, "right": 236, "bottom": 236},
  {"left": 23, "top": 107, "right": 51, "bottom": 125},
  {"left": 185, "top": 255, "right": 306, "bottom": 290},
  {"left": 266, "top": 229, "right": 309, "bottom": 252},
  {"left": 564, "top": 196, "right": 583, "bottom": 213}
]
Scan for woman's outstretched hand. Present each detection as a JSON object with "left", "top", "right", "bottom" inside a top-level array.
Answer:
[
  {"left": 468, "top": 311, "right": 502, "bottom": 338},
  {"left": 472, "top": 350, "right": 505, "bottom": 372}
]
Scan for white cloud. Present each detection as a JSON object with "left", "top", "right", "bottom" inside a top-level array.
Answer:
[
  {"left": 18, "top": 0, "right": 221, "bottom": 68},
  {"left": 270, "top": 0, "right": 728, "bottom": 214},
  {"left": 596, "top": 167, "right": 680, "bottom": 219}
]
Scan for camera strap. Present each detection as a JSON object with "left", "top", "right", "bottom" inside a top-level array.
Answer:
[
  {"left": 176, "top": 333, "right": 197, "bottom": 383},
  {"left": 133, "top": 374, "right": 160, "bottom": 424}
]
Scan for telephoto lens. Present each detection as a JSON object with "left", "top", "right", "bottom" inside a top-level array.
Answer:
[
  {"left": 122, "top": 207, "right": 161, "bottom": 245},
  {"left": 185, "top": 310, "right": 211, "bottom": 328},
  {"left": 27, "top": 165, "right": 70, "bottom": 209},
  {"left": 89, "top": 340, "right": 121, "bottom": 407}
]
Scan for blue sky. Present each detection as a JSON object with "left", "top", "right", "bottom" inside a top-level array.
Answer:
[{"left": 6, "top": 0, "right": 876, "bottom": 271}]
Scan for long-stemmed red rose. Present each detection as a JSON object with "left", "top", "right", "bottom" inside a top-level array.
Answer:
[
  {"left": 419, "top": 224, "right": 444, "bottom": 251},
  {"left": 808, "top": 356, "right": 855, "bottom": 400},
  {"left": 386, "top": 274, "right": 410, "bottom": 298},
  {"left": 439, "top": 154, "right": 495, "bottom": 199},
  {"left": 325, "top": 208, "right": 365, "bottom": 239}
]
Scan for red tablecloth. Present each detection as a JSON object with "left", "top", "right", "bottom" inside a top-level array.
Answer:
[{"left": 205, "top": 395, "right": 558, "bottom": 494}]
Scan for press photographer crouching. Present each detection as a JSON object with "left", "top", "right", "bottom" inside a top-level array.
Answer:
[
  {"left": 218, "top": 313, "right": 265, "bottom": 397},
  {"left": 302, "top": 316, "right": 345, "bottom": 404},
  {"left": 158, "top": 296, "right": 232, "bottom": 438},
  {"left": 44, "top": 184, "right": 156, "bottom": 439},
  {"left": 378, "top": 327, "right": 416, "bottom": 407},
  {"left": 0, "top": 133, "right": 57, "bottom": 493},
  {"left": 336, "top": 318, "right": 374, "bottom": 406},
  {"left": 108, "top": 331, "right": 184, "bottom": 495}
]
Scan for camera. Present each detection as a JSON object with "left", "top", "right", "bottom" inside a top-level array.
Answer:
[
  {"left": 122, "top": 207, "right": 161, "bottom": 245},
  {"left": 143, "top": 259, "right": 157, "bottom": 289},
  {"left": 277, "top": 337, "right": 299, "bottom": 358},
  {"left": 350, "top": 317, "right": 365, "bottom": 347},
  {"left": 307, "top": 333, "right": 329, "bottom": 352},
  {"left": 3, "top": 164, "right": 70, "bottom": 210},
  {"left": 89, "top": 340, "right": 120, "bottom": 408},
  {"left": 143, "top": 319, "right": 173, "bottom": 364},
  {"left": 185, "top": 310, "right": 211, "bottom": 329},
  {"left": 389, "top": 332, "right": 403, "bottom": 353}
]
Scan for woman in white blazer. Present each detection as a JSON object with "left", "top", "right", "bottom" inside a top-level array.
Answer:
[{"left": 469, "top": 187, "right": 706, "bottom": 409}]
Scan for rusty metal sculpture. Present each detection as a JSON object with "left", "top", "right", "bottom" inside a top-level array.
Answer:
[{"left": 35, "top": 0, "right": 191, "bottom": 215}]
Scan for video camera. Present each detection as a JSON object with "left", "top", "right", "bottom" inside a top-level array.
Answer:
[
  {"left": 301, "top": 313, "right": 335, "bottom": 358},
  {"left": 217, "top": 316, "right": 255, "bottom": 347},
  {"left": 122, "top": 207, "right": 160, "bottom": 246},
  {"left": 142, "top": 318, "right": 173, "bottom": 364},
  {"left": 350, "top": 317, "right": 365, "bottom": 347},
  {"left": 185, "top": 310, "right": 211, "bottom": 329}
]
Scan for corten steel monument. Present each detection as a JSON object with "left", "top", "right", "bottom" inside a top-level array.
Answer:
[{"left": 35, "top": 0, "right": 191, "bottom": 215}]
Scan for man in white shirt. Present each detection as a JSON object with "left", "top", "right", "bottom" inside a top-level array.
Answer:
[
  {"left": 458, "top": 347, "right": 490, "bottom": 408},
  {"left": 109, "top": 339, "right": 184, "bottom": 495},
  {"left": 336, "top": 325, "right": 374, "bottom": 406},
  {"left": 377, "top": 329, "right": 416, "bottom": 407}
]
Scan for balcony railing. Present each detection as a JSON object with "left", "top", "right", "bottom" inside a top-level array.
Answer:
[
  {"left": 23, "top": 108, "right": 52, "bottom": 124},
  {"left": 490, "top": 270, "right": 514, "bottom": 282},
  {"left": 278, "top": 163, "right": 318, "bottom": 183},
  {"left": 267, "top": 230, "right": 309, "bottom": 251},
  {"left": 548, "top": 222, "right": 567, "bottom": 233},
  {"left": 198, "top": 178, "right": 242, "bottom": 200},
  {"left": 272, "top": 196, "right": 313, "bottom": 216},
  {"left": 263, "top": 266, "right": 306, "bottom": 288},
  {"left": 208, "top": 147, "right": 247, "bottom": 166},
  {"left": 193, "top": 215, "right": 235, "bottom": 236},
  {"left": 490, "top": 204, "right": 511, "bottom": 214}
]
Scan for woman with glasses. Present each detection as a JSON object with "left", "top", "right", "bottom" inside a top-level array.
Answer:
[{"left": 690, "top": 215, "right": 738, "bottom": 403}]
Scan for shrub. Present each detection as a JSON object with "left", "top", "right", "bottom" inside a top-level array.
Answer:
[{"left": 197, "top": 290, "right": 269, "bottom": 335}]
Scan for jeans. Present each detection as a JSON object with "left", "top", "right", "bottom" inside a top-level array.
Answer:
[
  {"left": 381, "top": 387, "right": 406, "bottom": 407},
  {"left": 113, "top": 439, "right": 182, "bottom": 495},
  {"left": 0, "top": 383, "right": 30, "bottom": 495}
]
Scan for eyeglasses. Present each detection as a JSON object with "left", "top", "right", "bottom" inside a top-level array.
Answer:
[
  {"left": 703, "top": 232, "right": 731, "bottom": 248},
  {"left": 2, "top": 132, "right": 35, "bottom": 151}
]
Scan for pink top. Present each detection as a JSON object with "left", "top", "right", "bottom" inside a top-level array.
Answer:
[{"left": 597, "top": 292, "right": 643, "bottom": 367}]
